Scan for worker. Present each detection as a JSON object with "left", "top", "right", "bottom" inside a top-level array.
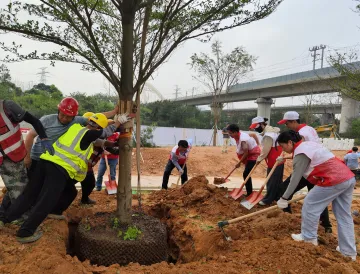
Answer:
[
  {"left": 227, "top": 124, "right": 261, "bottom": 196},
  {"left": 0, "top": 99, "right": 54, "bottom": 219},
  {"left": 344, "top": 146, "right": 360, "bottom": 176},
  {"left": 277, "top": 111, "right": 320, "bottom": 143},
  {"left": 24, "top": 98, "right": 120, "bottom": 205},
  {"left": 162, "top": 140, "right": 190, "bottom": 190},
  {"left": 276, "top": 130, "right": 357, "bottom": 261},
  {"left": 222, "top": 123, "right": 230, "bottom": 153},
  {"left": 249, "top": 116, "right": 284, "bottom": 205},
  {"left": 79, "top": 113, "right": 125, "bottom": 202},
  {"left": 0, "top": 113, "right": 123, "bottom": 243},
  {"left": 95, "top": 131, "right": 120, "bottom": 191},
  {"left": 277, "top": 111, "right": 332, "bottom": 233}
]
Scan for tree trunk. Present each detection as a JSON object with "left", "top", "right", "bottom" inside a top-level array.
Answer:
[
  {"left": 117, "top": 112, "right": 133, "bottom": 224},
  {"left": 213, "top": 118, "right": 217, "bottom": 146},
  {"left": 117, "top": 1, "right": 137, "bottom": 223}
]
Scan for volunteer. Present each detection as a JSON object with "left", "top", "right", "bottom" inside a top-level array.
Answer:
[{"left": 276, "top": 130, "right": 356, "bottom": 261}]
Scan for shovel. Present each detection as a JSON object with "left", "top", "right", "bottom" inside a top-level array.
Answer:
[
  {"left": 229, "top": 163, "right": 259, "bottom": 200},
  {"left": 104, "top": 155, "right": 117, "bottom": 195},
  {"left": 240, "top": 161, "right": 279, "bottom": 210},
  {"left": 170, "top": 163, "right": 186, "bottom": 189},
  {"left": 214, "top": 167, "right": 236, "bottom": 185},
  {"left": 217, "top": 194, "right": 306, "bottom": 241}
]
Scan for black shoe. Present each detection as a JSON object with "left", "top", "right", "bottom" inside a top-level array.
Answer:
[
  {"left": 81, "top": 198, "right": 96, "bottom": 205},
  {"left": 95, "top": 187, "right": 102, "bottom": 191},
  {"left": 324, "top": 227, "right": 332, "bottom": 233}
]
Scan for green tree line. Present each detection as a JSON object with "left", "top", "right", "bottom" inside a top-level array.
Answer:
[{"left": 0, "top": 73, "right": 116, "bottom": 118}]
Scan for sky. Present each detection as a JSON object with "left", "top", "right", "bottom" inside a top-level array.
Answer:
[{"left": 0, "top": 0, "right": 359, "bottom": 109}]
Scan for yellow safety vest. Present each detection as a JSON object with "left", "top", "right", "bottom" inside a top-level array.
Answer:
[{"left": 40, "top": 123, "right": 93, "bottom": 182}]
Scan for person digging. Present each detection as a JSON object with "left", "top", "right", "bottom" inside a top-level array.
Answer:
[
  {"left": 161, "top": 140, "right": 190, "bottom": 190},
  {"left": 227, "top": 124, "right": 261, "bottom": 196},
  {"left": 276, "top": 130, "right": 357, "bottom": 261},
  {"left": 249, "top": 116, "right": 284, "bottom": 205},
  {"left": 0, "top": 113, "right": 124, "bottom": 243},
  {"left": 277, "top": 111, "right": 332, "bottom": 233}
]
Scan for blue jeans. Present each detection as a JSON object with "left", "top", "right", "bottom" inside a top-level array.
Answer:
[
  {"left": 95, "top": 158, "right": 118, "bottom": 189},
  {"left": 301, "top": 177, "right": 356, "bottom": 257}
]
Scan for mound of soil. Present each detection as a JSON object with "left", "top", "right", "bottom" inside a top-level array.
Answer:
[{"left": 1, "top": 174, "right": 360, "bottom": 273}]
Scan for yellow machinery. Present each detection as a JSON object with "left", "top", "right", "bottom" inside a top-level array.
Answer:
[{"left": 315, "top": 124, "right": 341, "bottom": 139}]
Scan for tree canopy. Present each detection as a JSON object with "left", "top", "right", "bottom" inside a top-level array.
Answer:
[{"left": 0, "top": 0, "right": 283, "bottom": 99}]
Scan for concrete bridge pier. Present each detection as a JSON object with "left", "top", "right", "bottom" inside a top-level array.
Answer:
[
  {"left": 339, "top": 95, "right": 360, "bottom": 133},
  {"left": 255, "top": 97, "right": 273, "bottom": 124}
]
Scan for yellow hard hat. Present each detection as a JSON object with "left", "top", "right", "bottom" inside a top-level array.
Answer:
[
  {"left": 83, "top": 112, "right": 94, "bottom": 118},
  {"left": 89, "top": 113, "right": 108, "bottom": 129}
]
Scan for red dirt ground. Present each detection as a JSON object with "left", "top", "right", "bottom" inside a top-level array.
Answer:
[
  {"left": 0, "top": 147, "right": 358, "bottom": 273},
  {"left": 127, "top": 146, "right": 350, "bottom": 179},
  {"left": 1, "top": 174, "right": 360, "bottom": 273}
]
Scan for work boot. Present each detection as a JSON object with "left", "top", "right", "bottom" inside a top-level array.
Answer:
[
  {"left": 291, "top": 233, "right": 318, "bottom": 246},
  {"left": 11, "top": 218, "right": 25, "bottom": 226},
  {"left": 336, "top": 246, "right": 356, "bottom": 261},
  {"left": 324, "top": 227, "right": 332, "bottom": 233},
  {"left": 0, "top": 220, "right": 4, "bottom": 228},
  {"left": 17, "top": 230, "right": 43, "bottom": 244},
  {"left": 81, "top": 197, "right": 96, "bottom": 205},
  {"left": 258, "top": 201, "right": 266, "bottom": 206},
  {"left": 96, "top": 187, "right": 102, "bottom": 191},
  {"left": 47, "top": 214, "right": 66, "bottom": 220}
]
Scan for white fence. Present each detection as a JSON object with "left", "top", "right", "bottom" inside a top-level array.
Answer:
[
  {"left": 141, "top": 125, "right": 236, "bottom": 147},
  {"left": 143, "top": 125, "right": 355, "bottom": 150},
  {"left": 321, "top": 138, "right": 354, "bottom": 150}
]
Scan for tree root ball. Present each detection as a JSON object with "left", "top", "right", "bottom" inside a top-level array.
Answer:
[{"left": 75, "top": 213, "right": 168, "bottom": 266}]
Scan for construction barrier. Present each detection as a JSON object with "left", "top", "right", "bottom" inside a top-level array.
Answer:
[{"left": 321, "top": 138, "right": 355, "bottom": 150}]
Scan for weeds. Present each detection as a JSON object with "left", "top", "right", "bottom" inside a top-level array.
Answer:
[{"left": 123, "top": 226, "right": 142, "bottom": 240}]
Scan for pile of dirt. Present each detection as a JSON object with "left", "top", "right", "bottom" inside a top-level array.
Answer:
[{"left": 1, "top": 174, "right": 360, "bottom": 273}]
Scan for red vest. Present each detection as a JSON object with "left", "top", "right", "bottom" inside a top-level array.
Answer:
[
  {"left": 169, "top": 145, "right": 188, "bottom": 165},
  {"left": 0, "top": 101, "right": 26, "bottom": 164},
  {"left": 294, "top": 141, "right": 354, "bottom": 187},
  {"left": 262, "top": 131, "right": 283, "bottom": 168},
  {"left": 234, "top": 133, "right": 260, "bottom": 164}
]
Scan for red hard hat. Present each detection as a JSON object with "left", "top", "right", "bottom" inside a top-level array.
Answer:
[{"left": 57, "top": 97, "right": 79, "bottom": 116}]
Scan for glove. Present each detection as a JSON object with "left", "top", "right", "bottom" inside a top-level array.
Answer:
[
  {"left": 40, "top": 139, "right": 55, "bottom": 156},
  {"left": 277, "top": 197, "right": 289, "bottom": 209},
  {"left": 179, "top": 169, "right": 184, "bottom": 175},
  {"left": 117, "top": 113, "right": 130, "bottom": 124},
  {"left": 276, "top": 156, "right": 284, "bottom": 163}
]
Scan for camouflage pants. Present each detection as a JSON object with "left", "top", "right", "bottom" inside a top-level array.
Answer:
[{"left": 0, "top": 157, "right": 28, "bottom": 208}]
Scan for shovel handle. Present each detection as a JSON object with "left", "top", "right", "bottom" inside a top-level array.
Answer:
[
  {"left": 237, "top": 162, "right": 259, "bottom": 191},
  {"left": 257, "top": 161, "right": 280, "bottom": 194},
  {"left": 227, "top": 194, "right": 306, "bottom": 225},
  {"left": 176, "top": 162, "right": 186, "bottom": 186},
  {"left": 224, "top": 167, "right": 237, "bottom": 181}
]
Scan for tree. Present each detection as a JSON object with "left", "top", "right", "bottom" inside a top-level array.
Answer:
[
  {"left": 189, "top": 40, "right": 256, "bottom": 146},
  {"left": 26, "top": 83, "right": 63, "bottom": 99},
  {"left": 0, "top": 0, "right": 282, "bottom": 223}
]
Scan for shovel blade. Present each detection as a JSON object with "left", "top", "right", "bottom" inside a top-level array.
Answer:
[
  {"left": 232, "top": 190, "right": 245, "bottom": 200},
  {"left": 240, "top": 192, "right": 264, "bottom": 210},
  {"left": 105, "top": 180, "right": 117, "bottom": 195}
]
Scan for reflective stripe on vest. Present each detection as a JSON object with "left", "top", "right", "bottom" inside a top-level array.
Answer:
[
  {"left": 0, "top": 101, "right": 20, "bottom": 141},
  {"left": 0, "top": 139, "right": 24, "bottom": 156},
  {"left": 53, "top": 128, "right": 92, "bottom": 176},
  {"left": 41, "top": 124, "right": 93, "bottom": 181}
]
